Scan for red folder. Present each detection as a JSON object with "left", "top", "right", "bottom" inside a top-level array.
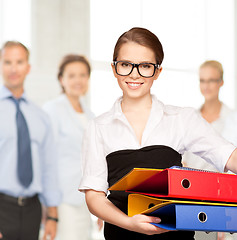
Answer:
[{"left": 109, "top": 167, "right": 237, "bottom": 202}]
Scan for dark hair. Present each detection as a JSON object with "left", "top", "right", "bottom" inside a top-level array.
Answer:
[
  {"left": 58, "top": 54, "right": 91, "bottom": 80},
  {"left": 0, "top": 41, "right": 30, "bottom": 60},
  {"left": 113, "top": 27, "right": 164, "bottom": 65},
  {"left": 57, "top": 54, "right": 91, "bottom": 92}
]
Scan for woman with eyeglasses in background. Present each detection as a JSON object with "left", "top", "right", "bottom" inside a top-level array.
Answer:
[
  {"left": 183, "top": 60, "right": 233, "bottom": 172},
  {"left": 199, "top": 61, "right": 230, "bottom": 125},
  {"left": 79, "top": 28, "right": 237, "bottom": 240}
]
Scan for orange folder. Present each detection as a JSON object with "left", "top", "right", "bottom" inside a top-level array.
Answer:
[
  {"left": 127, "top": 194, "right": 237, "bottom": 217},
  {"left": 109, "top": 167, "right": 237, "bottom": 202}
]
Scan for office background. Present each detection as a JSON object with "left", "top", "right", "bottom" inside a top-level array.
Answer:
[{"left": 0, "top": 0, "right": 236, "bottom": 116}]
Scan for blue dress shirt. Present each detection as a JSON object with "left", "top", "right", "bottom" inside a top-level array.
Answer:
[{"left": 0, "top": 85, "right": 61, "bottom": 207}]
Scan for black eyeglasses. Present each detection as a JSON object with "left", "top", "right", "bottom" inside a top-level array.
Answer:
[{"left": 113, "top": 61, "right": 159, "bottom": 78}]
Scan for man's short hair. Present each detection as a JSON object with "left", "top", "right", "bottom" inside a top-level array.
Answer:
[{"left": 0, "top": 41, "right": 30, "bottom": 60}]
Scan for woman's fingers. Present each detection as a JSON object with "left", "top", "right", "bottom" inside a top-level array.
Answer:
[{"left": 129, "top": 214, "right": 169, "bottom": 235}]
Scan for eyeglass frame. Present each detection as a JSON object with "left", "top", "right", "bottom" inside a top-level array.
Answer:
[
  {"left": 199, "top": 78, "right": 223, "bottom": 84},
  {"left": 113, "top": 61, "right": 160, "bottom": 78}
]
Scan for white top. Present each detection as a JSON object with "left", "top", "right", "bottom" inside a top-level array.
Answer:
[
  {"left": 79, "top": 95, "right": 235, "bottom": 194},
  {"left": 182, "top": 103, "right": 233, "bottom": 172},
  {"left": 76, "top": 112, "right": 88, "bottom": 128},
  {"left": 43, "top": 94, "right": 94, "bottom": 206},
  {"left": 210, "top": 103, "right": 233, "bottom": 133}
]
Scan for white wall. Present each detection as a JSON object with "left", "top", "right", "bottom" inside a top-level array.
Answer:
[
  {"left": 27, "top": 0, "right": 91, "bottom": 105},
  {"left": 235, "top": 0, "right": 237, "bottom": 106}
]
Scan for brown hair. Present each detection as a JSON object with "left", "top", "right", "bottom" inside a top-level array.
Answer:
[
  {"left": 0, "top": 41, "right": 30, "bottom": 60},
  {"left": 57, "top": 54, "right": 91, "bottom": 92},
  {"left": 58, "top": 54, "right": 91, "bottom": 80},
  {"left": 200, "top": 60, "right": 224, "bottom": 80},
  {"left": 113, "top": 27, "right": 164, "bottom": 65}
]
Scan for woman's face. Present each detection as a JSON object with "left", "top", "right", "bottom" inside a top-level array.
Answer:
[
  {"left": 60, "top": 61, "right": 90, "bottom": 98},
  {"left": 112, "top": 41, "right": 162, "bottom": 100},
  {"left": 199, "top": 66, "right": 223, "bottom": 102}
]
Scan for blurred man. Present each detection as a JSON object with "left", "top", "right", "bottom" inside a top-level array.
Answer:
[{"left": 0, "top": 41, "right": 61, "bottom": 240}]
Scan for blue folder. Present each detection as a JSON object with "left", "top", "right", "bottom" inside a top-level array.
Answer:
[{"left": 148, "top": 204, "right": 237, "bottom": 232}]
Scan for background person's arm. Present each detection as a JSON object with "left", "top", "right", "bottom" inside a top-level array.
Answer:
[{"left": 43, "top": 206, "right": 58, "bottom": 240}]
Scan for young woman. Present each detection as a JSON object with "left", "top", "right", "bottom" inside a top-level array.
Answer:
[
  {"left": 79, "top": 28, "right": 237, "bottom": 240},
  {"left": 43, "top": 54, "right": 94, "bottom": 240}
]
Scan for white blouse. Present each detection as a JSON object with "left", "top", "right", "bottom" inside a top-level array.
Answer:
[{"left": 79, "top": 95, "right": 235, "bottom": 194}]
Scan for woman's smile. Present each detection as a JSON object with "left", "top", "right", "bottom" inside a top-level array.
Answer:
[{"left": 126, "top": 81, "right": 144, "bottom": 89}]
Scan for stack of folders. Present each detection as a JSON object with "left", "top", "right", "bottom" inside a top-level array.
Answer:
[{"left": 108, "top": 166, "right": 237, "bottom": 232}]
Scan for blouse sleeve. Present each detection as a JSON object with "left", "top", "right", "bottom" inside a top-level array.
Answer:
[
  {"left": 222, "top": 112, "right": 237, "bottom": 146},
  {"left": 79, "top": 120, "right": 109, "bottom": 194},
  {"left": 182, "top": 108, "right": 236, "bottom": 172}
]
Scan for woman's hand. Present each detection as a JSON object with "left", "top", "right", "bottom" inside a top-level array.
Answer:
[{"left": 127, "top": 214, "right": 169, "bottom": 235}]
